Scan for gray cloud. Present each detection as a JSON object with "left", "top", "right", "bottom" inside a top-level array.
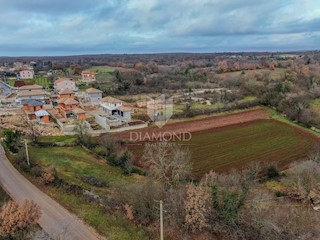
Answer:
[{"left": 0, "top": 0, "right": 319, "bottom": 56}]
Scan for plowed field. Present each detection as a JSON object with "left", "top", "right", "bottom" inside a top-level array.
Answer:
[{"left": 118, "top": 109, "right": 319, "bottom": 178}]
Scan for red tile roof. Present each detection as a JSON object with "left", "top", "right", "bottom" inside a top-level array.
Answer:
[
  {"left": 86, "top": 88, "right": 102, "bottom": 93},
  {"left": 55, "top": 78, "right": 73, "bottom": 84},
  {"left": 100, "top": 96, "right": 123, "bottom": 104}
]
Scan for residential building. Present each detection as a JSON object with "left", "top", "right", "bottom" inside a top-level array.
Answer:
[
  {"left": 22, "top": 99, "right": 50, "bottom": 123},
  {"left": 57, "top": 90, "right": 86, "bottom": 120},
  {"left": 54, "top": 78, "right": 77, "bottom": 92},
  {"left": 20, "top": 69, "right": 34, "bottom": 79},
  {"left": 100, "top": 96, "right": 132, "bottom": 120},
  {"left": 17, "top": 84, "right": 43, "bottom": 93},
  {"left": 16, "top": 90, "right": 48, "bottom": 104},
  {"left": 59, "top": 89, "right": 75, "bottom": 99},
  {"left": 81, "top": 71, "right": 96, "bottom": 82},
  {"left": 85, "top": 88, "right": 102, "bottom": 104}
]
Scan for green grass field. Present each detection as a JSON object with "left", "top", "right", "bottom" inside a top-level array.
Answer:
[
  {"left": 187, "top": 120, "right": 318, "bottom": 177},
  {"left": 311, "top": 98, "right": 320, "bottom": 114},
  {"left": 86, "top": 66, "right": 114, "bottom": 73},
  {"left": 85, "top": 65, "right": 115, "bottom": 89},
  {"left": 38, "top": 135, "right": 78, "bottom": 144},
  {"left": 8, "top": 76, "right": 51, "bottom": 88},
  {"left": 29, "top": 146, "right": 152, "bottom": 240},
  {"left": 217, "top": 68, "right": 286, "bottom": 80}
]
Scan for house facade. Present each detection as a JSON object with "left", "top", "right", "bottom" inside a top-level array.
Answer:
[
  {"left": 81, "top": 71, "right": 96, "bottom": 82},
  {"left": 22, "top": 99, "right": 50, "bottom": 123},
  {"left": 17, "top": 84, "right": 43, "bottom": 92},
  {"left": 20, "top": 70, "right": 34, "bottom": 79},
  {"left": 16, "top": 90, "right": 48, "bottom": 104},
  {"left": 57, "top": 91, "right": 86, "bottom": 121},
  {"left": 54, "top": 78, "right": 77, "bottom": 92},
  {"left": 59, "top": 89, "right": 75, "bottom": 99},
  {"left": 85, "top": 88, "right": 102, "bottom": 104},
  {"left": 100, "top": 96, "right": 132, "bottom": 120}
]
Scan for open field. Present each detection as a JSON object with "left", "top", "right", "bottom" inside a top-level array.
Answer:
[
  {"left": 85, "top": 65, "right": 116, "bottom": 90},
  {"left": 116, "top": 108, "right": 270, "bottom": 139},
  {"left": 311, "top": 98, "right": 320, "bottom": 115},
  {"left": 37, "top": 135, "right": 77, "bottom": 143},
  {"left": 217, "top": 68, "right": 287, "bottom": 80},
  {"left": 127, "top": 119, "right": 319, "bottom": 178},
  {"left": 118, "top": 107, "right": 319, "bottom": 178},
  {"left": 8, "top": 76, "right": 51, "bottom": 88},
  {"left": 86, "top": 66, "right": 115, "bottom": 73},
  {"left": 29, "top": 146, "right": 152, "bottom": 240},
  {"left": 186, "top": 119, "right": 319, "bottom": 177}
]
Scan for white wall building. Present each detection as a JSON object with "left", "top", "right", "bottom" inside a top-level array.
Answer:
[
  {"left": 20, "top": 70, "right": 34, "bottom": 79},
  {"left": 54, "top": 78, "right": 77, "bottom": 92},
  {"left": 100, "top": 96, "right": 132, "bottom": 121}
]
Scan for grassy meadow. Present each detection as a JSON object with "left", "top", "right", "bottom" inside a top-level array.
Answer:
[{"left": 29, "top": 146, "right": 153, "bottom": 240}]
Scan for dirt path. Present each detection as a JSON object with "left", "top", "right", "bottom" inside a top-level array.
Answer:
[
  {"left": 0, "top": 144, "right": 105, "bottom": 240},
  {"left": 116, "top": 108, "right": 270, "bottom": 140}
]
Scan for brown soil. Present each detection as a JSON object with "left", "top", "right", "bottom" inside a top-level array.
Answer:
[{"left": 115, "top": 108, "right": 270, "bottom": 140}]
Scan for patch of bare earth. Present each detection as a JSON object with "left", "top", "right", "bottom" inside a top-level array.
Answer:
[{"left": 115, "top": 108, "right": 270, "bottom": 140}]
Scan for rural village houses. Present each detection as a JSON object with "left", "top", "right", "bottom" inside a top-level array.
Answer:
[
  {"left": 22, "top": 99, "right": 50, "bottom": 124},
  {"left": 85, "top": 88, "right": 102, "bottom": 104},
  {"left": 81, "top": 71, "right": 96, "bottom": 83},
  {"left": 54, "top": 78, "right": 77, "bottom": 92},
  {"left": 19, "top": 69, "right": 34, "bottom": 79},
  {"left": 100, "top": 96, "right": 132, "bottom": 121},
  {"left": 15, "top": 84, "right": 48, "bottom": 104}
]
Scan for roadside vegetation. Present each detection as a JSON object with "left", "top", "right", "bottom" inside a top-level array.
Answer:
[
  {"left": 1, "top": 123, "right": 320, "bottom": 239},
  {"left": 0, "top": 187, "right": 41, "bottom": 240}
]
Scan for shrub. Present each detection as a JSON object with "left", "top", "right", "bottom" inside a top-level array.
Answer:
[
  {"left": 267, "top": 165, "right": 280, "bottom": 179},
  {"left": 3, "top": 129, "right": 22, "bottom": 153},
  {"left": 42, "top": 167, "right": 59, "bottom": 185},
  {"left": 0, "top": 200, "right": 41, "bottom": 238},
  {"left": 29, "top": 165, "right": 42, "bottom": 177},
  {"left": 81, "top": 175, "right": 108, "bottom": 188}
]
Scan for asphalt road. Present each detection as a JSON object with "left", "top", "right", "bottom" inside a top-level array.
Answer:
[
  {"left": 0, "top": 80, "right": 12, "bottom": 97},
  {"left": 0, "top": 144, "right": 105, "bottom": 240}
]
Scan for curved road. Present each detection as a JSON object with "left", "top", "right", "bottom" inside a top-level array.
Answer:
[
  {"left": 0, "top": 144, "right": 105, "bottom": 240},
  {"left": 0, "top": 80, "right": 12, "bottom": 97}
]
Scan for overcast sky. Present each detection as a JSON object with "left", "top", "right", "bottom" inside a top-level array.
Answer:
[{"left": 0, "top": 0, "right": 319, "bottom": 56}]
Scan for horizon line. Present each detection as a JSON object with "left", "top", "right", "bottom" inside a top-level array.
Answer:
[{"left": 0, "top": 49, "right": 319, "bottom": 58}]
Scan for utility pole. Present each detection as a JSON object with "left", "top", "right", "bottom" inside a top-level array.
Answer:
[
  {"left": 24, "top": 139, "right": 30, "bottom": 166},
  {"left": 160, "top": 200, "right": 163, "bottom": 240}
]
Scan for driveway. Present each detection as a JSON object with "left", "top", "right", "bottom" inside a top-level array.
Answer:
[{"left": 0, "top": 144, "right": 105, "bottom": 240}]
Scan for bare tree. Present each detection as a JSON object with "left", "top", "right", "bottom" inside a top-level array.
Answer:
[
  {"left": 143, "top": 142, "right": 192, "bottom": 187},
  {"left": 0, "top": 200, "right": 41, "bottom": 238},
  {"left": 184, "top": 184, "right": 210, "bottom": 232}
]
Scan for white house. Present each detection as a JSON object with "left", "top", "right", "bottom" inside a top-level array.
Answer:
[
  {"left": 81, "top": 71, "right": 96, "bottom": 83},
  {"left": 54, "top": 78, "right": 77, "bottom": 92},
  {"left": 16, "top": 90, "right": 48, "bottom": 104},
  {"left": 100, "top": 96, "right": 132, "bottom": 120},
  {"left": 17, "top": 84, "right": 43, "bottom": 93},
  {"left": 85, "top": 88, "right": 102, "bottom": 104},
  {"left": 20, "top": 70, "right": 34, "bottom": 79}
]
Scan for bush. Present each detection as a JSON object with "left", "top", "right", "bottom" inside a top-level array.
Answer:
[
  {"left": 81, "top": 175, "right": 109, "bottom": 188},
  {"left": 131, "top": 167, "right": 147, "bottom": 176},
  {"left": 29, "top": 165, "right": 42, "bottom": 177},
  {"left": 61, "top": 183, "right": 83, "bottom": 194},
  {"left": 42, "top": 167, "right": 59, "bottom": 185},
  {"left": 267, "top": 165, "right": 280, "bottom": 179},
  {"left": 0, "top": 200, "right": 41, "bottom": 238},
  {"left": 3, "top": 129, "right": 22, "bottom": 153}
]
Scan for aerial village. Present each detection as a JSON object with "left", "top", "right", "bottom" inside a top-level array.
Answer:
[{"left": 0, "top": 62, "right": 148, "bottom": 136}]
